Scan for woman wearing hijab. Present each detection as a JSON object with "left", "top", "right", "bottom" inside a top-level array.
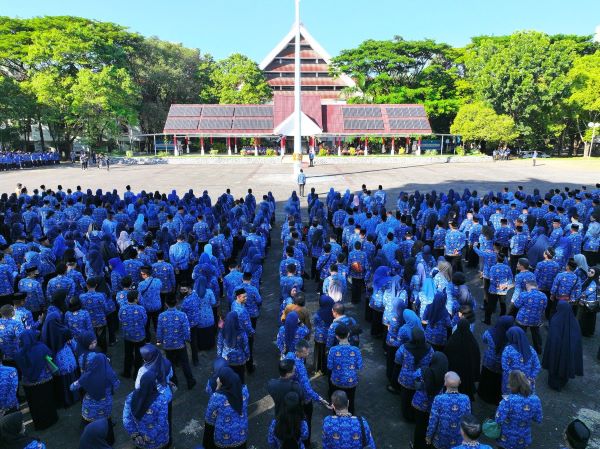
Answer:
[
  {"left": 444, "top": 318, "right": 481, "bottom": 400},
  {"left": 41, "top": 311, "right": 78, "bottom": 407},
  {"left": 276, "top": 311, "right": 309, "bottom": 358},
  {"left": 123, "top": 371, "right": 170, "bottom": 449},
  {"left": 313, "top": 295, "right": 334, "bottom": 373},
  {"left": 554, "top": 236, "right": 572, "bottom": 269},
  {"left": 85, "top": 249, "right": 105, "bottom": 280},
  {"left": 117, "top": 231, "right": 134, "bottom": 256},
  {"left": 108, "top": 257, "right": 126, "bottom": 293},
  {"left": 494, "top": 370, "right": 543, "bottom": 449},
  {"left": 385, "top": 299, "right": 407, "bottom": 393},
  {"left": 478, "top": 316, "right": 515, "bottom": 405},
  {"left": 542, "top": 301, "right": 584, "bottom": 391},
  {"left": 202, "top": 358, "right": 230, "bottom": 448},
  {"left": 573, "top": 254, "right": 589, "bottom": 283},
  {"left": 71, "top": 335, "right": 120, "bottom": 428},
  {"left": 0, "top": 411, "right": 46, "bottom": 449},
  {"left": 501, "top": 327, "right": 541, "bottom": 395},
  {"left": 398, "top": 309, "right": 423, "bottom": 345},
  {"left": 577, "top": 265, "right": 599, "bottom": 337},
  {"left": 192, "top": 277, "right": 217, "bottom": 350},
  {"left": 394, "top": 327, "right": 434, "bottom": 422},
  {"left": 78, "top": 418, "right": 113, "bottom": 449},
  {"left": 14, "top": 330, "right": 58, "bottom": 430},
  {"left": 370, "top": 266, "right": 393, "bottom": 337},
  {"left": 217, "top": 312, "right": 250, "bottom": 383},
  {"left": 268, "top": 391, "right": 308, "bottom": 449},
  {"left": 423, "top": 291, "right": 452, "bottom": 351},
  {"left": 205, "top": 366, "right": 249, "bottom": 449},
  {"left": 433, "top": 259, "right": 452, "bottom": 296},
  {"left": 412, "top": 352, "right": 448, "bottom": 449}
]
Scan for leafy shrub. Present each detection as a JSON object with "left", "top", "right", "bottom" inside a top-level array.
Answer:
[
  {"left": 211, "top": 142, "right": 226, "bottom": 153},
  {"left": 209, "top": 149, "right": 220, "bottom": 155},
  {"left": 318, "top": 148, "right": 328, "bottom": 157},
  {"left": 266, "top": 148, "right": 276, "bottom": 156},
  {"left": 455, "top": 146, "right": 465, "bottom": 156},
  {"left": 348, "top": 148, "right": 356, "bottom": 156},
  {"left": 424, "top": 149, "right": 438, "bottom": 156},
  {"left": 125, "top": 150, "right": 133, "bottom": 158},
  {"left": 397, "top": 147, "right": 406, "bottom": 155}
]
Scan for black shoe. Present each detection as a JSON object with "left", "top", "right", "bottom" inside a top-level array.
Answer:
[{"left": 187, "top": 379, "right": 197, "bottom": 390}]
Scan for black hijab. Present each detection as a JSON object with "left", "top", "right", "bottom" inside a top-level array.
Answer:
[
  {"left": 423, "top": 352, "right": 448, "bottom": 397},
  {"left": 542, "top": 301, "right": 584, "bottom": 380},
  {"left": 444, "top": 319, "right": 481, "bottom": 396},
  {"left": 405, "top": 327, "right": 431, "bottom": 365}
]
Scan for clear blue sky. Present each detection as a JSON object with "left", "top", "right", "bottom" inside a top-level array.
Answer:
[{"left": 3, "top": 0, "right": 599, "bottom": 60}]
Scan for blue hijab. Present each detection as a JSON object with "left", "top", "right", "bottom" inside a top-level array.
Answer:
[
  {"left": 78, "top": 418, "right": 112, "bottom": 449},
  {"left": 490, "top": 315, "right": 515, "bottom": 354},
  {"left": 507, "top": 326, "right": 532, "bottom": 362},
  {"left": 53, "top": 234, "right": 68, "bottom": 259},
  {"left": 78, "top": 353, "right": 117, "bottom": 401},
  {"left": 87, "top": 250, "right": 104, "bottom": 275},
  {"left": 284, "top": 311, "right": 300, "bottom": 353},
  {"left": 108, "top": 257, "right": 126, "bottom": 277},
  {"left": 76, "top": 331, "right": 97, "bottom": 360},
  {"left": 14, "top": 330, "right": 51, "bottom": 382},
  {"left": 195, "top": 276, "right": 207, "bottom": 298},
  {"left": 134, "top": 214, "right": 145, "bottom": 232},
  {"left": 424, "top": 291, "right": 449, "bottom": 326},
  {"left": 140, "top": 344, "right": 171, "bottom": 386},
  {"left": 131, "top": 371, "right": 159, "bottom": 420},
  {"left": 373, "top": 266, "right": 392, "bottom": 292},
  {"left": 41, "top": 311, "right": 72, "bottom": 356},
  {"left": 317, "top": 295, "right": 335, "bottom": 327},
  {"left": 223, "top": 312, "right": 242, "bottom": 347},
  {"left": 208, "top": 357, "right": 229, "bottom": 392},
  {"left": 217, "top": 366, "right": 244, "bottom": 414}
]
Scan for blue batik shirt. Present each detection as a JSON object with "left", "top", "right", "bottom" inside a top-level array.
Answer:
[
  {"left": 514, "top": 290, "right": 547, "bottom": 327},
  {"left": 239, "top": 283, "right": 262, "bottom": 318},
  {"left": 123, "top": 388, "right": 170, "bottom": 449},
  {"left": 489, "top": 263, "right": 514, "bottom": 295},
  {"left": 426, "top": 392, "right": 471, "bottom": 449},
  {"left": 231, "top": 301, "right": 255, "bottom": 336},
  {"left": 80, "top": 292, "right": 108, "bottom": 327},
  {"left": 510, "top": 233, "right": 528, "bottom": 255},
  {"left": 216, "top": 330, "right": 249, "bottom": 365},
  {"left": 66, "top": 268, "right": 86, "bottom": 295},
  {"left": 348, "top": 249, "right": 369, "bottom": 280},
  {"left": 444, "top": 230, "right": 466, "bottom": 256},
  {"left": 0, "top": 318, "right": 24, "bottom": 359},
  {"left": 496, "top": 394, "right": 542, "bottom": 449},
  {"left": 327, "top": 344, "right": 363, "bottom": 388},
  {"left": 276, "top": 325, "right": 309, "bottom": 355},
  {"left": 322, "top": 415, "right": 376, "bottom": 449},
  {"left": 18, "top": 278, "right": 45, "bottom": 312},
  {"left": 224, "top": 271, "right": 244, "bottom": 302},
  {"left": 481, "top": 330, "right": 502, "bottom": 373},
  {"left": 280, "top": 275, "right": 303, "bottom": 300},
  {"left": 512, "top": 270, "right": 536, "bottom": 303},
  {"left": 285, "top": 352, "right": 321, "bottom": 402},
  {"left": 205, "top": 386, "right": 249, "bottom": 448},
  {"left": 46, "top": 275, "right": 75, "bottom": 304},
  {"left": 123, "top": 259, "right": 144, "bottom": 285},
  {"left": 534, "top": 260, "right": 560, "bottom": 291},
  {"left": 118, "top": 303, "right": 147, "bottom": 342},
  {"left": 551, "top": 271, "right": 581, "bottom": 301},
  {"left": 169, "top": 241, "right": 193, "bottom": 270},
  {"left": 394, "top": 345, "right": 434, "bottom": 389},
  {"left": 0, "top": 264, "right": 14, "bottom": 296},
  {"left": 65, "top": 310, "right": 93, "bottom": 337},
  {"left": 501, "top": 345, "right": 541, "bottom": 394},
  {"left": 138, "top": 277, "right": 162, "bottom": 313},
  {"left": 494, "top": 226, "right": 514, "bottom": 247},
  {"left": 0, "top": 364, "right": 18, "bottom": 411},
  {"left": 157, "top": 309, "right": 190, "bottom": 350}
]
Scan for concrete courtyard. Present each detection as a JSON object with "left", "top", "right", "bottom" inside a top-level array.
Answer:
[{"left": 1, "top": 158, "right": 599, "bottom": 449}]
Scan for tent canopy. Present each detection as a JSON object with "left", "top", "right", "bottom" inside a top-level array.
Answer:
[{"left": 274, "top": 111, "right": 323, "bottom": 137}]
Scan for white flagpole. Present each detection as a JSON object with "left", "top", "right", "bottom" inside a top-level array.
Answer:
[{"left": 293, "top": 0, "right": 302, "bottom": 177}]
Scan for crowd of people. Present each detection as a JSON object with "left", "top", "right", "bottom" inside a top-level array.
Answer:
[
  {"left": 0, "top": 151, "right": 60, "bottom": 171},
  {"left": 0, "top": 179, "right": 598, "bottom": 449}
]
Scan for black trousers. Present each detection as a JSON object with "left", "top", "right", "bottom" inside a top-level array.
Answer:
[
  {"left": 510, "top": 254, "right": 523, "bottom": 274},
  {"left": 413, "top": 409, "right": 431, "bottom": 449},
  {"left": 107, "top": 310, "right": 118, "bottom": 345},
  {"left": 190, "top": 327, "right": 200, "bottom": 365},
  {"left": 484, "top": 294, "right": 507, "bottom": 323},
  {"left": 351, "top": 278, "right": 364, "bottom": 304},
  {"left": 370, "top": 309, "right": 384, "bottom": 336},
  {"left": 400, "top": 387, "right": 416, "bottom": 422},
  {"left": 231, "top": 364, "right": 246, "bottom": 384},
  {"left": 518, "top": 323, "right": 543, "bottom": 354},
  {"left": 310, "top": 257, "right": 318, "bottom": 280},
  {"left": 123, "top": 339, "right": 144, "bottom": 378},
  {"left": 445, "top": 254, "right": 463, "bottom": 273},
  {"left": 95, "top": 325, "right": 108, "bottom": 353},
  {"left": 328, "top": 381, "right": 356, "bottom": 415},
  {"left": 543, "top": 291, "right": 555, "bottom": 321},
  {"left": 482, "top": 278, "right": 491, "bottom": 306},
  {"left": 164, "top": 347, "right": 195, "bottom": 388},
  {"left": 145, "top": 310, "right": 159, "bottom": 342}
]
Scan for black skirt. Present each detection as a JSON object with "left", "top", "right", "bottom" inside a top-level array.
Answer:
[
  {"left": 197, "top": 325, "right": 216, "bottom": 351},
  {"left": 578, "top": 306, "right": 597, "bottom": 337},
  {"left": 203, "top": 422, "right": 215, "bottom": 449},
  {"left": 24, "top": 379, "right": 59, "bottom": 430},
  {"left": 477, "top": 365, "right": 502, "bottom": 405},
  {"left": 53, "top": 370, "right": 80, "bottom": 408}
]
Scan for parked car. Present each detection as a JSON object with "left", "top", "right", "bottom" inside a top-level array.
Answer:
[{"left": 520, "top": 151, "right": 550, "bottom": 159}]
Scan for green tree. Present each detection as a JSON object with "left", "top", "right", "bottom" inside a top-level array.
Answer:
[
  {"left": 331, "top": 38, "right": 462, "bottom": 132},
  {"left": 450, "top": 101, "right": 518, "bottom": 151},
  {"left": 209, "top": 53, "right": 271, "bottom": 104},
  {"left": 567, "top": 51, "right": 600, "bottom": 155}
]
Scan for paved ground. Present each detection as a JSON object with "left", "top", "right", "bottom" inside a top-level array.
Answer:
[{"left": 1, "top": 159, "right": 599, "bottom": 449}]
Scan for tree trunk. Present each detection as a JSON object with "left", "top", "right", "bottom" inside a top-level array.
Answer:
[{"left": 38, "top": 121, "right": 45, "bottom": 151}]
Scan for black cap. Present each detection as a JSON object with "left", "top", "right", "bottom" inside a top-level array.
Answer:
[{"left": 565, "top": 419, "right": 590, "bottom": 449}]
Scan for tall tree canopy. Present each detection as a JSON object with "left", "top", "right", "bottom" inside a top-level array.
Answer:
[{"left": 207, "top": 53, "right": 271, "bottom": 104}]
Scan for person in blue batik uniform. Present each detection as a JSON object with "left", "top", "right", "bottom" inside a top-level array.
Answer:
[
  {"left": 422, "top": 291, "right": 452, "bottom": 350},
  {"left": 240, "top": 272, "right": 262, "bottom": 327},
  {"left": 550, "top": 260, "right": 582, "bottom": 318},
  {"left": 156, "top": 296, "right": 195, "bottom": 390},
  {"left": 118, "top": 290, "right": 147, "bottom": 379},
  {"left": 138, "top": 266, "right": 162, "bottom": 337},
  {"left": 425, "top": 371, "right": 471, "bottom": 449},
  {"left": 444, "top": 221, "right": 466, "bottom": 273},
  {"left": 18, "top": 266, "right": 45, "bottom": 318},
  {"left": 65, "top": 296, "right": 94, "bottom": 338},
  {"left": 267, "top": 391, "right": 309, "bottom": 449},
  {"left": 495, "top": 370, "right": 543, "bottom": 449},
  {"left": 327, "top": 324, "right": 363, "bottom": 415},
  {"left": 0, "top": 347, "right": 19, "bottom": 415},
  {"left": 204, "top": 366, "right": 249, "bottom": 449},
  {"left": 232, "top": 288, "right": 256, "bottom": 373},
  {"left": 477, "top": 316, "right": 514, "bottom": 405},
  {"left": 0, "top": 411, "right": 48, "bottom": 449},
  {"left": 501, "top": 327, "right": 540, "bottom": 395},
  {"left": 513, "top": 279, "right": 547, "bottom": 354},
  {"left": 80, "top": 277, "right": 109, "bottom": 353},
  {"left": 78, "top": 417, "right": 114, "bottom": 448},
  {"left": 412, "top": 352, "right": 448, "bottom": 449},
  {"left": 41, "top": 311, "right": 79, "bottom": 407},
  {"left": 14, "top": 330, "right": 59, "bottom": 430},
  {"left": 0, "top": 304, "right": 24, "bottom": 362},
  {"left": 123, "top": 371, "right": 170, "bottom": 449},
  {"left": 369, "top": 266, "right": 393, "bottom": 338},
  {"left": 348, "top": 241, "right": 369, "bottom": 305},
  {"left": 484, "top": 254, "right": 513, "bottom": 324},
  {"left": 451, "top": 414, "right": 493, "bottom": 449},
  {"left": 71, "top": 333, "right": 120, "bottom": 427},
  {"left": 224, "top": 263, "right": 244, "bottom": 303},
  {"left": 313, "top": 295, "right": 334, "bottom": 373},
  {"left": 276, "top": 311, "right": 310, "bottom": 357},
  {"left": 217, "top": 311, "right": 250, "bottom": 384},
  {"left": 395, "top": 327, "right": 434, "bottom": 422},
  {"left": 46, "top": 263, "right": 75, "bottom": 305},
  {"left": 321, "top": 390, "right": 376, "bottom": 449},
  {"left": 0, "top": 252, "right": 15, "bottom": 297}
]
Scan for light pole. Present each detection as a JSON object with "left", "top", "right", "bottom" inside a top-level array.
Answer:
[
  {"left": 588, "top": 122, "right": 600, "bottom": 157},
  {"left": 292, "top": 0, "right": 302, "bottom": 177}
]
